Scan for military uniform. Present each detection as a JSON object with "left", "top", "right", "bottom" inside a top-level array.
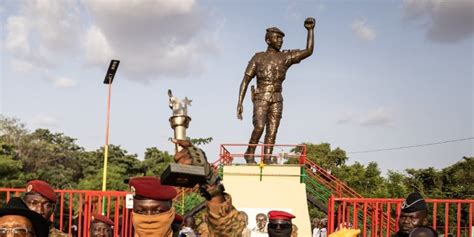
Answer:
[
  {"left": 172, "top": 141, "right": 249, "bottom": 236},
  {"left": 196, "top": 221, "right": 209, "bottom": 237},
  {"left": 204, "top": 193, "right": 247, "bottom": 236},
  {"left": 243, "top": 48, "right": 304, "bottom": 159}
]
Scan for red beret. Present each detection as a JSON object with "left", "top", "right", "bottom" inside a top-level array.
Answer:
[
  {"left": 25, "top": 180, "right": 56, "bottom": 203},
  {"left": 268, "top": 211, "right": 295, "bottom": 221},
  {"left": 173, "top": 214, "right": 183, "bottom": 224},
  {"left": 129, "top": 176, "right": 177, "bottom": 201},
  {"left": 91, "top": 213, "right": 114, "bottom": 226}
]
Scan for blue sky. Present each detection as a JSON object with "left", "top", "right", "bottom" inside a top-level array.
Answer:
[{"left": 1, "top": 0, "right": 472, "bottom": 174}]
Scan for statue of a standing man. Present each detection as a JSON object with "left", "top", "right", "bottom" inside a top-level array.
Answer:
[{"left": 237, "top": 17, "right": 315, "bottom": 164}]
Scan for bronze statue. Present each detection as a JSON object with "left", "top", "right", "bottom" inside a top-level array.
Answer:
[{"left": 237, "top": 17, "right": 315, "bottom": 164}]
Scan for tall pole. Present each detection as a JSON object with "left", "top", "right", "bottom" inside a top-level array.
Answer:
[{"left": 101, "top": 60, "right": 120, "bottom": 215}]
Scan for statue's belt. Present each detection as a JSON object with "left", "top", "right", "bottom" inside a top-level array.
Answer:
[{"left": 254, "top": 88, "right": 283, "bottom": 93}]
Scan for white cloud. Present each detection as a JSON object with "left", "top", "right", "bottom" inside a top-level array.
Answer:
[
  {"left": 9, "top": 59, "right": 77, "bottom": 88},
  {"left": 82, "top": 0, "right": 218, "bottom": 82},
  {"left": 359, "top": 107, "right": 395, "bottom": 127},
  {"left": 49, "top": 76, "right": 77, "bottom": 89},
  {"left": 3, "top": 0, "right": 218, "bottom": 84},
  {"left": 5, "top": 16, "right": 30, "bottom": 56},
  {"left": 4, "top": 0, "right": 83, "bottom": 88},
  {"left": 403, "top": 0, "right": 474, "bottom": 43},
  {"left": 337, "top": 107, "right": 395, "bottom": 127},
  {"left": 84, "top": 25, "right": 114, "bottom": 66},
  {"left": 351, "top": 18, "right": 376, "bottom": 42},
  {"left": 336, "top": 112, "right": 355, "bottom": 125},
  {"left": 30, "top": 115, "right": 59, "bottom": 128}
]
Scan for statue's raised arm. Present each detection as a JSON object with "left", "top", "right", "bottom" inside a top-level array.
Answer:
[{"left": 294, "top": 17, "right": 316, "bottom": 61}]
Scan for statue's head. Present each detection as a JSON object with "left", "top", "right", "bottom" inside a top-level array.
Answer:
[{"left": 265, "top": 27, "right": 284, "bottom": 51}]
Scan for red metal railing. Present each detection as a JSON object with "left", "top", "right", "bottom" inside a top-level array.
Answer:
[
  {"left": 0, "top": 189, "right": 132, "bottom": 237},
  {"left": 328, "top": 196, "right": 474, "bottom": 237},
  {"left": 0, "top": 154, "right": 228, "bottom": 236}
]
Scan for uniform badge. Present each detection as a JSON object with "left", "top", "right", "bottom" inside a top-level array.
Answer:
[
  {"left": 130, "top": 186, "right": 136, "bottom": 197},
  {"left": 26, "top": 184, "right": 33, "bottom": 192}
]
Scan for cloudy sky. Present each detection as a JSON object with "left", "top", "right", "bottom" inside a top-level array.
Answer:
[{"left": 1, "top": 0, "right": 472, "bottom": 174}]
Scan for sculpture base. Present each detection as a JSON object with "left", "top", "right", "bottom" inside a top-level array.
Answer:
[{"left": 160, "top": 163, "right": 206, "bottom": 188}]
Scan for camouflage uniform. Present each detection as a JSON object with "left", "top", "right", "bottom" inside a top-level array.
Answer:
[
  {"left": 201, "top": 194, "right": 247, "bottom": 237},
  {"left": 49, "top": 226, "right": 68, "bottom": 237},
  {"left": 196, "top": 222, "right": 209, "bottom": 237}
]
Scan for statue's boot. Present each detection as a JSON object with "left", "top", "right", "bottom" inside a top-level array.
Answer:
[
  {"left": 263, "top": 146, "right": 273, "bottom": 164},
  {"left": 244, "top": 146, "right": 257, "bottom": 164}
]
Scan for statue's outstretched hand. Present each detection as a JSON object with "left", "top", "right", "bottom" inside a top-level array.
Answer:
[
  {"left": 304, "top": 17, "right": 316, "bottom": 30},
  {"left": 237, "top": 104, "right": 243, "bottom": 120}
]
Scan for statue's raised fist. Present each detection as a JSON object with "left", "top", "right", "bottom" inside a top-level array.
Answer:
[{"left": 304, "top": 17, "right": 316, "bottom": 30}]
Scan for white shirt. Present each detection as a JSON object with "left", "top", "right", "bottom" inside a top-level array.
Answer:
[
  {"left": 251, "top": 227, "right": 268, "bottom": 237},
  {"left": 313, "top": 227, "right": 327, "bottom": 237}
]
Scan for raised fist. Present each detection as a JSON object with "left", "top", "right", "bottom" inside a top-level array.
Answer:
[{"left": 304, "top": 17, "right": 316, "bottom": 30}]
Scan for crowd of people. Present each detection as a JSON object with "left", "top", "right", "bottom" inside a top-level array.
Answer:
[{"left": 0, "top": 140, "right": 440, "bottom": 237}]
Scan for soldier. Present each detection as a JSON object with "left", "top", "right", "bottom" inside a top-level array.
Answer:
[
  {"left": 129, "top": 140, "right": 248, "bottom": 236},
  {"left": 129, "top": 176, "right": 177, "bottom": 236},
  {"left": 237, "top": 17, "right": 316, "bottom": 164},
  {"left": 173, "top": 139, "right": 247, "bottom": 236},
  {"left": 90, "top": 214, "right": 114, "bottom": 237},
  {"left": 90, "top": 214, "right": 113, "bottom": 237},
  {"left": 267, "top": 211, "right": 297, "bottom": 237},
  {"left": 392, "top": 192, "right": 429, "bottom": 237},
  {"left": 0, "top": 197, "right": 50, "bottom": 237},
  {"left": 22, "top": 180, "right": 67, "bottom": 237}
]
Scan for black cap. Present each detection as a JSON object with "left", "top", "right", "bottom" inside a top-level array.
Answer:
[
  {"left": 402, "top": 192, "right": 427, "bottom": 213},
  {"left": 0, "top": 197, "right": 50, "bottom": 237},
  {"left": 266, "top": 27, "right": 285, "bottom": 37}
]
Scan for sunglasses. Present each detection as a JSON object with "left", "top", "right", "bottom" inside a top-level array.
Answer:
[
  {"left": 268, "top": 223, "right": 292, "bottom": 229},
  {"left": 0, "top": 227, "right": 34, "bottom": 237}
]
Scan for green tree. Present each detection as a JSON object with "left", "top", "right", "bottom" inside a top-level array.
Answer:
[
  {"left": 0, "top": 142, "right": 23, "bottom": 187},
  {"left": 78, "top": 145, "right": 143, "bottom": 190},
  {"left": 0, "top": 117, "right": 84, "bottom": 189},
  {"left": 439, "top": 157, "right": 473, "bottom": 199},
  {"left": 405, "top": 167, "right": 443, "bottom": 197},
  {"left": 294, "top": 143, "right": 348, "bottom": 172},
  {"left": 386, "top": 170, "right": 408, "bottom": 198},
  {"left": 142, "top": 147, "right": 173, "bottom": 176}
]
